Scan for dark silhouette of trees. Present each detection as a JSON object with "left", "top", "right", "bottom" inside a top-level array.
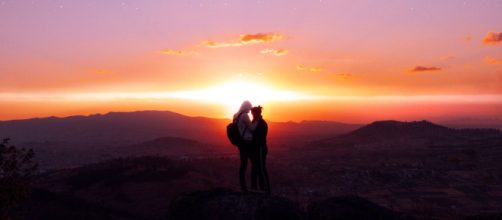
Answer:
[{"left": 0, "top": 138, "right": 38, "bottom": 219}]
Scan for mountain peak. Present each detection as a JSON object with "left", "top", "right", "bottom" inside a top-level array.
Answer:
[
  {"left": 364, "top": 120, "right": 446, "bottom": 130},
  {"left": 338, "top": 120, "right": 454, "bottom": 142},
  {"left": 368, "top": 119, "right": 437, "bottom": 126}
]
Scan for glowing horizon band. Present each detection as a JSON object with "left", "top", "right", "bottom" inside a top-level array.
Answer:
[{"left": 1, "top": 93, "right": 502, "bottom": 103}]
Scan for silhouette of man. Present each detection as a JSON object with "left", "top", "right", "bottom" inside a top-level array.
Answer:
[
  {"left": 234, "top": 101, "right": 257, "bottom": 192},
  {"left": 250, "top": 106, "right": 270, "bottom": 194}
]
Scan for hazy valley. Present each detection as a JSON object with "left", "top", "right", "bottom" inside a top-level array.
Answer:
[{"left": 1, "top": 111, "right": 502, "bottom": 219}]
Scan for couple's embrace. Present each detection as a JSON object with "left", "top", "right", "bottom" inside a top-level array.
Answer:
[{"left": 232, "top": 100, "right": 270, "bottom": 194}]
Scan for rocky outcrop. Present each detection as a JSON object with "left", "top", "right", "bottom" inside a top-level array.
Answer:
[
  {"left": 167, "top": 188, "right": 304, "bottom": 220},
  {"left": 167, "top": 188, "right": 412, "bottom": 220}
]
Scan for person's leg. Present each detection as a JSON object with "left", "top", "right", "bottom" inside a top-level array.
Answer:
[
  {"left": 256, "top": 147, "right": 263, "bottom": 190},
  {"left": 261, "top": 147, "right": 270, "bottom": 194},
  {"left": 256, "top": 146, "right": 264, "bottom": 190},
  {"left": 239, "top": 146, "right": 248, "bottom": 192},
  {"left": 250, "top": 146, "right": 259, "bottom": 190}
]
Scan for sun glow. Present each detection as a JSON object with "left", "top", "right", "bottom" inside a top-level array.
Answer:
[
  {"left": 0, "top": 80, "right": 312, "bottom": 119},
  {"left": 169, "top": 80, "right": 309, "bottom": 116}
]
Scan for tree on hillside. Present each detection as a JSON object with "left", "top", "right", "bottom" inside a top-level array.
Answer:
[{"left": 0, "top": 138, "right": 38, "bottom": 219}]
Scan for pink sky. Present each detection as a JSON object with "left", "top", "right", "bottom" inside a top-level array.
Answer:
[{"left": 0, "top": 0, "right": 501, "bottom": 123}]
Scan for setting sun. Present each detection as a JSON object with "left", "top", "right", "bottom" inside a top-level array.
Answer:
[{"left": 169, "top": 80, "right": 311, "bottom": 116}]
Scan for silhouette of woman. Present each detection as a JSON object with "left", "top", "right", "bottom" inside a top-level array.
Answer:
[
  {"left": 250, "top": 106, "right": 270, "bottom": 194},
  {"left": 234, "top": 101, "right": 257, "bottom": 192}
]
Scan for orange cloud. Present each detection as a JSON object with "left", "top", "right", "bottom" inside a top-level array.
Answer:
[
  {"left": 161, "top": 49, "right": 198, "bottom": 56},
  {"left": 260, "top": 49, "right": 288, "bottom": 56},
  {"left": 408, "top": 66, "right": 442, "bottom": 73},
  {"left": 203, "top": 32, "right": 284, "bottom": 48},
  {"left": 296, "top": 64, "right": 321, "bottom": 72},
  {"left": 482, "top": 32, "right": 502, "bottom": 45},
  {"left": 240, "top": 33, "right": 283, "bottom": 44},
  {"left": 485, "top": 56, "right": 502, "bottom": 65}
]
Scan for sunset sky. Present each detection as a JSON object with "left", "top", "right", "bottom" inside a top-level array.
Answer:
[{"left": 1, "top": 0, "right": 501, "bottom": 123}]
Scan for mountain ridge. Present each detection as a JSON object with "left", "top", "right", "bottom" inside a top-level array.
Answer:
[{"left": 322, "top": 120, "right": 502, "bottom": 145}]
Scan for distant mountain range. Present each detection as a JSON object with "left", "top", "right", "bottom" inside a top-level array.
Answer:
[
  {"left": 0, "top": 110, "right": 360, "bottom": 170},
  {"left": 0, "top": 110, "right": 228, "bottom": 146},
  {"left": 0, "top": 110, "right": 360, "bottom": 146},
  {"left": 2, "top": 110, "right": 500, "bottom": 170}
]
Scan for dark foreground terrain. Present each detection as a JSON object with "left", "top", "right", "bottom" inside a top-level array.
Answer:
[{"left": 2, "top": 112, "right": 502, "bottom": 219}]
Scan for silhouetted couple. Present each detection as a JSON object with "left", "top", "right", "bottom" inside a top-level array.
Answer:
[{"left": 234, "top": 101, "right": 270, "bottom": 194}]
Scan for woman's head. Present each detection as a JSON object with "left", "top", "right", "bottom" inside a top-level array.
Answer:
[{"left": 239, "top": 100, "right": 253, "bottom": 113}]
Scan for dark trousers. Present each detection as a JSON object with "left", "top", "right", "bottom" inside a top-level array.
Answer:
[
  {"left": 251, "top": 146, "right": 270, "bottom": 193},
  {"left": 238, "top": 141, "right": 253, "bottom": 191}
]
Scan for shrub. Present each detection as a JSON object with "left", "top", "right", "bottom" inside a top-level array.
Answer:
[{"left": 0, "top": 138, "right": 38, "bottom": 219}]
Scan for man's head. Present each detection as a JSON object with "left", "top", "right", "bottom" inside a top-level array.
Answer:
[{"left": 251, "top": 106, "right": 263, "bottom": 118}]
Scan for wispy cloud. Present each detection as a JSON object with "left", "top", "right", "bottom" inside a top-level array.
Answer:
[
  {"left": 296, "top": 64, "right": 321, "bottom": 72},
  {"left": 465, "top": 34, "right": 473, "bottom": 42},
  {"left": 408, "top": 66, "right": 442, "bottom": 73},
  {"left": 482, "top": 32, "right": 502, "bottom": 45},
  {"left": 440, "top": 56, "right": 456, "bottom": 61},
  {"left": 93, "top": 69, "right": 113, "bottom": 75},
  {"left": 260, "top": 49, "right": 288, "bottom": 56},
  {"left": 203, "top": 32, "right": 284, "bottom": 48},
  {"left": 204, "top": 41, "right": 242, "bottom": 48},
  {"left": 485, "top": 56, "right": 502, "bottom": 65},
  {"left": 161, "top": 49, "right": 198, "bottom": 56},
  {"left": 332, "top": 73, "right": 352, "bottom": 79}
]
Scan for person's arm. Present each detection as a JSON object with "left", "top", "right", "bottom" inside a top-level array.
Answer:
[
  {"left": 264, "top": 120, "right": 268, "bottom": 137},
  {"left": 243, "top": 114, "right": 258, "bottom": 131}
]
